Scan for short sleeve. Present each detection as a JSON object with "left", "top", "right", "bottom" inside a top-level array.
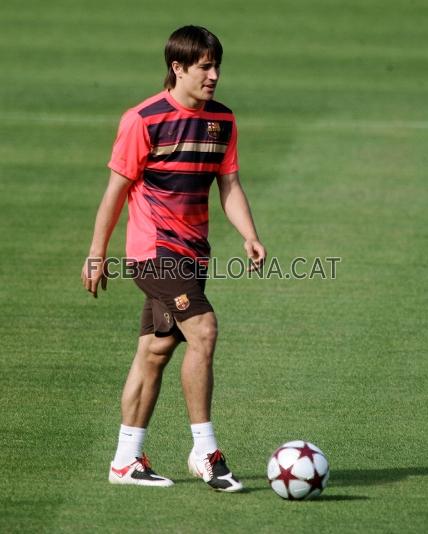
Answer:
[
  {"left": 107, "top": 109, "right": 151, "bottom": 180},
  {"left": 218, "top": 117, "right": 239, "bottom": 176}
]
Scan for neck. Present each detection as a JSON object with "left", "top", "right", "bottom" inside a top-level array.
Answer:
[{"left": 169, "top": 87, "right": 204, "bottom": 110}]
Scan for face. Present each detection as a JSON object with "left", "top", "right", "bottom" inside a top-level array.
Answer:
[{"left": 173, "top": 53, "right": 220, "bottom": 108}]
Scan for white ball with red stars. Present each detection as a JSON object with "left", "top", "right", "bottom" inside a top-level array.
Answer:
[{"left": 267, "top": 440, "right": 329, "bottom": 500}]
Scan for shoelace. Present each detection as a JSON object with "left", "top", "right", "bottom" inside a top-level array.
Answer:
[
  {"left": 204, "top": 449, "right": 225, "bottom": 478},
  {"left": 208, "top": 449, "right": 224, "bottom": 466},
  {"left": 134, "top": 453, "right": 152, "bottom": 472}
]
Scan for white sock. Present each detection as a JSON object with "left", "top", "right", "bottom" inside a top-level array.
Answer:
[
  {"left": 112, "top": 425, "right": 146, "bottom": 468},
  {"left": 191, "top": 422, "right": 218, "bottom": 459}
]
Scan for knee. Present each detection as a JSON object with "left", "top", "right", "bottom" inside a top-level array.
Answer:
[
  {"left": 191, "top": 315, "right": 218, "bottom": 349},
  {"left": 145, "top": 351, "right": 170, "bottom": 372},
  {"left": 137, "top": 335, "right": 177, "bottom": 371},
  {"left": 201, "top": 321, "right": 218, "bottom": 346},
  {"left": 148, "top": 336, "right": 177, "bottom": 357}
]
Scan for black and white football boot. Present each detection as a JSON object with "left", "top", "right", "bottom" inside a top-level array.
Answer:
[
  {"left": 188, "top": 448, "right": 243, "bottom": 492},
  {"left": 109, "top": 453, "right": 174, "bottom": 487}
]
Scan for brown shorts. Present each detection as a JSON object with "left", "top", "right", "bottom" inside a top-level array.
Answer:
[{"left": 133, "top": 257, "right": 213, "bottom": 341}]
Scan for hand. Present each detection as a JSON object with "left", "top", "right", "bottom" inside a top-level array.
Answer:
[
  {"left": 81, "top": 256, "right": 108, "bottom": 298},
  {"left": 244, "top": 239, "right": 267, "bottom": 271}
]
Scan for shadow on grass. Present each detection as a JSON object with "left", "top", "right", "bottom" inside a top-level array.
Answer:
[
  {"left": 233, "top": 481, "right": 368, "bottom": 498},
  {"left": 240, "top": 466, "right": 428, "bottom": 487},
  {"left": 331, "top": 467, "right": 428, "bottom": 487},
  {"left": 173, "top": 466, "right": 427, "bottom": 493},
  {"left": 171, "top": 482, "right": 369, "bottom": 499},
  {"left": 311, "top": 494, "right": 369, "bottom": 502}
]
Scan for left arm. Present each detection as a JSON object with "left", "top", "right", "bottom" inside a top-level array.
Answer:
[{"left": 216, "top": 172, "right": 267, "bottom": 269}]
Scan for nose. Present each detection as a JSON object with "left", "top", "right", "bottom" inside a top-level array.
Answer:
[{"left": 208, "top": 66, "right": 219, "bottom": 81}]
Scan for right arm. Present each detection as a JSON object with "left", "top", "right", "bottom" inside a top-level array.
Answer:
[{"left": 81, "top": 170, "right": 132, "bottom": 297}]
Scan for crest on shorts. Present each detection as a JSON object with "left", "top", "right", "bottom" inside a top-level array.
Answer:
[
  {"left": 207, "top": 121, "right": 221, "bottom": 140},
  {"left": 174, "top": 293, "right": 190, "bottom": 311}
]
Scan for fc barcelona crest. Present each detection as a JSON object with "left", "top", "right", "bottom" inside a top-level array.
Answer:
[
  {"left": 174, "top": 293, "right": 190, "bottom": 311},
  {"left": 207, "top": 121, "right": 221, "bottom": 140}
]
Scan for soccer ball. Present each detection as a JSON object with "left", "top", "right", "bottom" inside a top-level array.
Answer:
[{"left": 267, "top": 440, "right": 329, "bottom": 500}]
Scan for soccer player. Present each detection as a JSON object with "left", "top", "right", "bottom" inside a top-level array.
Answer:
[{"left": 81, "top": 25, "right": 266, "bottom": 492}]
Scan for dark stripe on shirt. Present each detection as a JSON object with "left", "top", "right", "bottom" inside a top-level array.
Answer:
[
  {"left": 148, "top": 150, "right": 225, "bottom": 164},
  {"left": 156, "top": 245, "right": 210, "bottom": 264},
  {"left": 157, "top": 228, "right": 211, "bottom": 257},
  {"left": 148, "top": 118, "right": 232, "bottom": 146},
  {"left": 204, "top": 100, "right": 233, "bottom": 114},
  {"left": 139, "top": 98, "right": 176, "bottom": 118},
  {"left": 143, "top": 188, "right": 209, "bottom": 206},
  {"left": 143, "top": 169, "right": 215, "bottom": 194}
]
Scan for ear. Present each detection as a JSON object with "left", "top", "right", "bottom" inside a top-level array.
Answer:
[{"left": 171, "top": 61, "right": 184, "bottom": 78}]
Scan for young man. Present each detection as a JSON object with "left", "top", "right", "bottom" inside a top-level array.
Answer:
[{"left": 81, "top": 25, "right": 266, "bottom": 492}]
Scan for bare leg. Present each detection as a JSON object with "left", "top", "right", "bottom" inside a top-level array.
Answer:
[
  {"left": 121, "top": 334, "right": 180, "bottom": 427},
  {"left": 177, "top": 312, "right": 218, "bottom": 424}
]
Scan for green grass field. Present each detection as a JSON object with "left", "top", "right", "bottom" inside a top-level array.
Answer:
[{"left": 1, "top": 0, "right": 427, "bottom": 532}]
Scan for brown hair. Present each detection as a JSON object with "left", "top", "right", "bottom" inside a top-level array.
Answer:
[{"left": 164, "top": 25, "right": 223, "bottom": 89}]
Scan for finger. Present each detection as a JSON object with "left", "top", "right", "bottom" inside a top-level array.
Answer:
[
  {"left": 256, "top": 258, "right": 266, "bottom": 269},
  {"left": 81, "top": 266, "right": 91, "bottom": 286},
  {"left": 253, "top": 249, "right": 266, "bottom": 265},
  {"left": 246, "top": 248, "right": 257, "bottom": 271},
  {"left": 253, "top": 243, "right": 266, "bottom": 257},
  {"left": 247, "top": 257, "right": 263, "bottom": 272},
  {"left": 84, "top": 276, "right": 91, "bottom": 291},
  {"left": 253, "top": 252, "right": 265, "bottom": 266},
  {"left": 90, "top": 277, "right": 99, "bottom": 298},
  {"left": 82, "top": 264, "right": 92, "bottom": 288},
  {"left": 101, "top": 274, "right": 108, "bottom": 291}
]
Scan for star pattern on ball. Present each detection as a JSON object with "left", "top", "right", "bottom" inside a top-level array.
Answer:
[
  {"left": 309, "top": 468, "right": 325, "bottom": 491},
  {"left": 277, "top": 463, "right": 298, "bottom": 487},
  {"left": 295, "top": 443, "right": 318, "bottom": 462},
  {"left": 274, "top": 462, "right": 300, "bottom": 500}
]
